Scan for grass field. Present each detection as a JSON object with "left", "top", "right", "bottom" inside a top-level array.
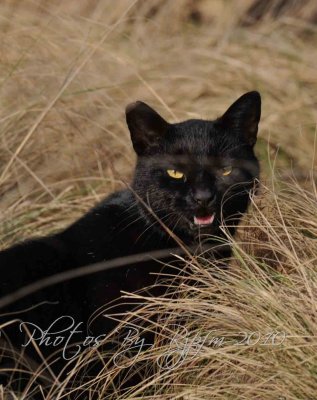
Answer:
[{"left": 0, "top": 1, "right": 317, "bottom": 398}]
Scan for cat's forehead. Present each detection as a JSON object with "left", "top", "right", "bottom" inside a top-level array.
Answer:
[{"left": 165, "top": 119, "right": 239, "bottom": 158}]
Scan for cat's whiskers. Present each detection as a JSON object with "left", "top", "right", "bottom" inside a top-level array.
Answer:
[
  {"left": 134, "top": 211, "right": 179, "bottom": 245},
  {"left": 116, "top": 203, "right": 170, "bottom": 234},
  {"left": 218, "top": 180, "right": 256, "bottom": 227},
  {"left": 222, "top": 180, "right": 254, "bottom": 203},
  {"left": 170, "top": 214, "right": 184, "bottom": 235},
  {"left": 117, "top": 212, "right": 144, "bottom": 234}
]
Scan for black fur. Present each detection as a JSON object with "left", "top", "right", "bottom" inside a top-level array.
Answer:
[{"left": 0, "top": 91, "right": 261, "bottom": 392}]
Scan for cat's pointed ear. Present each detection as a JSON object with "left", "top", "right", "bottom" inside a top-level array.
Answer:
[
  {"left": 125, "top": 101, "right": 170, "bottom": 155},
  {"left": 219, "top": 91, "right": 261, "bottom": 146}
]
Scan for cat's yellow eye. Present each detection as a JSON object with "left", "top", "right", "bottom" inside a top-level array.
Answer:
[
  {"left": 222, "top": 166, "right": 232, "bottom": 176},
  {"left": 167, "top": 169, "right": 185, "bottom": 180}
]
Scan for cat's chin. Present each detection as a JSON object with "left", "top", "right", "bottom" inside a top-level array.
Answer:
[
  {"left": 188, "top": 217, "right": 217, "bottom": 233},
  {"left": 189, "top": 223, "right": 217, "bottom": 233}
]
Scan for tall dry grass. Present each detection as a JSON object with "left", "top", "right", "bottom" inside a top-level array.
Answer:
[{"left": 0, "top": 0, "right": 317, "bottom": 398}]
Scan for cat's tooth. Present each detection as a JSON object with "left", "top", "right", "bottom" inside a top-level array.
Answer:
[{"left": 194, "top": 214, "right": 215, "bottom": 225}]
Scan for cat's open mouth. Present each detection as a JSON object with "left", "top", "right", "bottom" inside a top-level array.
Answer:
[{"left": 194, "top": 213, "right": 215, "bottom": 226}]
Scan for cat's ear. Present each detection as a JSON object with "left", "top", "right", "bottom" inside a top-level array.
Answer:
[
  {"left": 219, "top": 91, "right": 261, "bottom": 146},
  {"left": 125, "top": 101, "right": 170, "bottom": 155}
]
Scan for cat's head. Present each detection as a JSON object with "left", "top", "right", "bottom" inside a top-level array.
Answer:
[{"left": 126, "top": 91, "right": 261, "bottom": 243}]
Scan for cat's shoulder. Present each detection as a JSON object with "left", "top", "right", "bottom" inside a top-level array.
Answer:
[
  {"left": 98, "top": 188, "right": 135, "bottom": 209},
  {"left": 86, "top": 188, "right": 136, "bottom": 220},
  {"left": 62, "top": 189, "right": 138, "bottom": 235}
]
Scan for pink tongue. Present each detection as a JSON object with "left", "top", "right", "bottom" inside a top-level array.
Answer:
[{"left": 194, "top": 214, "right": 215, "bottom": 225}]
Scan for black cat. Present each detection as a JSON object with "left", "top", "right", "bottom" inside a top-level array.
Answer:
[{"left": 0, "top": 91, "right": 261, "bottom": 392}]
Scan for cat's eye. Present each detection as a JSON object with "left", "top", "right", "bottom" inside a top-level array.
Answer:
[
  {"left": 222, "top": 166, "right": 232, "bottom": 176},
  {"left": 167, "top": 169, "right": 185, "bottom": 180}
]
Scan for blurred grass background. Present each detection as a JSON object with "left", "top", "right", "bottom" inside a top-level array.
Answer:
[{"left": 0, "top": 1, "right": 317, "bottom": 399}]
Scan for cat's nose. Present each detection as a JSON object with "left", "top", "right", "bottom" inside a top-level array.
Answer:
[{"left": 193, "top": 190, "right": 216, "bottom": 206}]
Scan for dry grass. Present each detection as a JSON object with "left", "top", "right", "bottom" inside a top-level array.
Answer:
[{"left": 0, "top": 0, "right": 317, "bottom": 398}]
